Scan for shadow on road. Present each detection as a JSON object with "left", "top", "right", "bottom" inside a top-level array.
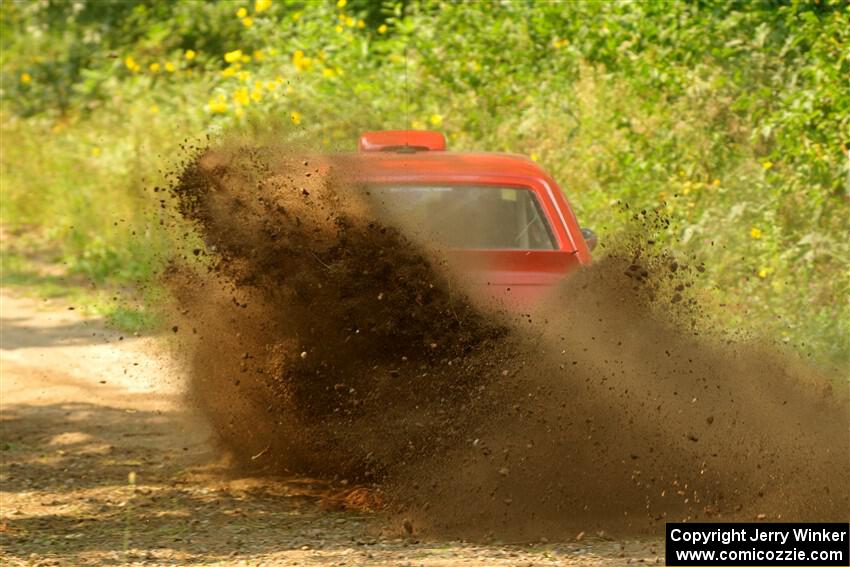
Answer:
[
  {"left": 1, "top": 316, "right": 110, "bottom": 350},
  {"left": 1, "top": 401, "right": 375, "bottom": 564}
]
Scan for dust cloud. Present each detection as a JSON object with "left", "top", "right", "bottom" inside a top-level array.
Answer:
[{"left": 163, "top": 139, "right": 848, "bottom": 541}]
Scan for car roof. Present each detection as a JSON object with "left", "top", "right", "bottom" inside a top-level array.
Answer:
[{"left": 336, "top": 151, "right": 552, "bottom": 183}]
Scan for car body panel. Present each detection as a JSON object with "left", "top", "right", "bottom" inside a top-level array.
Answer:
[{"left": 333, "top": 134, "right": 592, "bottom": 307}]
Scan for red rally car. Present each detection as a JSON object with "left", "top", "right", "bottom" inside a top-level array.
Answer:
[{"left": 348, "top": 130, "right": 596, "bottom": 307}]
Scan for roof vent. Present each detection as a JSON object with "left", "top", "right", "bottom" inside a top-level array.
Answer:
[{"left": 358, "top": 130, "right": 446, "bottom": 152}]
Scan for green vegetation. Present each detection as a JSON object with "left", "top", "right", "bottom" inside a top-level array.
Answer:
[{"left": 1, "top": 0, "right": 848, "bottom": 364}]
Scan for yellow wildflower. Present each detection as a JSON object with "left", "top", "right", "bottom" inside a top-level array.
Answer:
[
  {"left": 20, "top": 72, "right": 31, "bottom": 84},
  {"left": 335, "top": 24, "right": 344, "bottom": 33},
  {"left": 758, "top": 268, "right": 769, "bottom": 279},
  {"left": 750, "top": 227, "right": 763, "bottom": 239},
  {"left": 336, "top": 0, "right": 347, "bottom": 7},
  {"left": 411, "top": 119, "right": 425, "bottom": 130},
  {"left": 251, "top": 88, "right": 263, "bottom": 102},
  {"left": 255, "top": 0, "right": 272, "bottom": 12},
  {"left": 150, "top": 105, "right": 159, "bottom": 114},
  {"left": 345, "top": 16, "right": 355, "bottom": 27},
  {"left": 322, "top": 67, "right": 335, "bottom": 78},
  {"left": 149, "top": 62, "right": 161, "bottom": 73},
  {"left": 242, "top": 17, "right": 253, "bottom": 27},
  {"left": 552, "top": 38, "right": 569, "bottom": 49},
  {"left": 378, "top": 24, "right": 388, "bottom": 34},
  {"left": 429, "top": 114, "right": 443, "bottom": 126},
  {"left": 185, "top": 49, "right": 197, "bottom": 60},
  {"left": 265, "top": 81, "right": 276, "bottom": 90},
  {"left": 165, "top": 62, "right": 176, "bottom": 72},
  {"left": 253, "top": 49, "right": 265, "bottom": 61},
  {"left": 357, "top": 19, "right": 365, "bottom": 29},
  {"left": 91, "top": 147, "right": 102, "bottom": 157},
  {"left": 762, "top": 161, "right": 773, "bottom": 170},
  {"left": 221, "top": 66, "right": 237, "bottom": 78},
  {"left": 712, "top": 178, "right": 721, "bottom": 186},
  {"left": 530, "top": 152, "right": 539, "bottom": 162},
  {"left": 237, "top": 70, "right": 251, "bottom": 82},
  {"left": 292, "top": 11, "right": 302, "bottom": 21},
  {"left": 236, "top": 7, "right": 248, "bottom": 18},
  {"left": 124, "top": 55, "right": 140, "bottom": 73},
  {"left": 224, "top": 50, "right": 243, "bottom": 63},
  {"left": 290, "top": 111, "right": 302, "bottom": 125},
  {"left": 207, "top": 96, "right": 228, "bottom": 114},
  {"left": 233, "top": 88, "right": 250, "bottom": 106},
  {"left": 292, "top": 50, "right": 312, "bottom": 71}
]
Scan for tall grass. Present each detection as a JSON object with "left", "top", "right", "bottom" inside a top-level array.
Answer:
[
  {"left": 0, "top": 107, "right": 196, "bottom": 330},
  {"left": 1, "top": 111, "right": 178, "bottom": 283}
]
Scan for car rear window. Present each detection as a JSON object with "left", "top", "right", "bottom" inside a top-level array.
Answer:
[{"left": 367, "top": 185, "right": 557, "bottom": 250}]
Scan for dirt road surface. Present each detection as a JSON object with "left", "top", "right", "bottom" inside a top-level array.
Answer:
[{"left": 1, "top": 289, "right": 662, "bottom": 565}]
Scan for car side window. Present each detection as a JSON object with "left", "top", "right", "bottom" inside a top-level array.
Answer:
[{"left": 368, "top": 185, "right": 557, "bottom": 250}]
